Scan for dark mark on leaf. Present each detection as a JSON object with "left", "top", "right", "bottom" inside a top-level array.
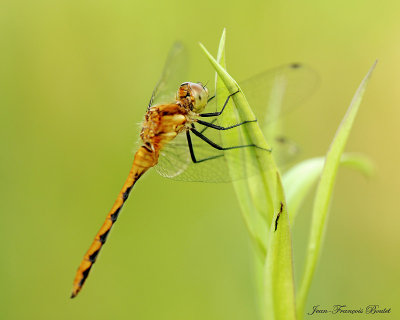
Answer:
[{"left": 275, "top": 202, "right": 284, "bottom": 232}]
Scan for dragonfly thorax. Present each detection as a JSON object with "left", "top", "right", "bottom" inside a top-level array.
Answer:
[{"left": 176, "top": 82, "right": 209, "bottom": 113}]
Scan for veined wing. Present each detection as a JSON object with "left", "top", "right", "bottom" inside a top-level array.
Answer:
[
  {"left": 241, "top": 63, "right": 318, "bottom": 126},
  {"left": 148, "top": 42, "right": 188, "bottom": 108},
  {"left": 205, "top": 63, "right": 318, "bottom": 167},
  {"left": 205, "top": 63, "right": 319, "bottom": 127},
  {"left": 155, "top": 121, "right": 266, "bottom": 183},
  {"left": 155, "top": 131, "right": 191, "bottom": 179},
  {"left": 240, "top": 63, "right": 318, "bottom": 164}
]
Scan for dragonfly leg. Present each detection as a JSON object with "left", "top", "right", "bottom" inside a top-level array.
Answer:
[
  {"left": 199, "top": 118, "right": 217, "bottom": 134},
  {"left": 186, "top": 131, "right": 224, "bottom": 163},
  {"left": 190, "top": 127, "right": 270, "bottom": 152},
  {"left": 199, "top": 90, "right": 240, "bottom": 117},
  {"left": 197, "top": 119, "right": 257, "bottom": 131}
]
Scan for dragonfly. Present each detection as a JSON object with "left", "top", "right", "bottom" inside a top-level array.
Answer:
[{"left": 70, "top": 43, "right": 317, "bottom": 298}]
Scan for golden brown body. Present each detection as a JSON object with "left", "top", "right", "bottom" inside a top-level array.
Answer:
[
  {"left": 71, "top": 81, "right": 208, "bottom": 298},
  {"left": 141, "top": 103, "right": 189, "bottom": 152}
]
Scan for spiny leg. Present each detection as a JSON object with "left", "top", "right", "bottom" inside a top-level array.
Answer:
[
  {"left": 196, "top": 119, "right": 257, "bottom": 131},
  {"left": 186, "top": 130, "right": 224, "bottom": 163},
  {"left": 199, "top": 90, "right": 239, "bottom": 117},
  {"left": 190, "top": 127, "right": 269, "bottom": 152},
  {"left": 198, "top": 90, "right": 256, "bottom": 134},
  {"left": 199, "top": 118, "right": 217, "bottom": 134}
]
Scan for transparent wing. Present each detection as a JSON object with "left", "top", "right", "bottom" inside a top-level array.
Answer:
[
  {"left": 202, "top": 63, "right": 318, "bottom": 167},
  {"left": 148, "top": 42, "right": 188, "bottom": 108},
  {"left": 241, "top": 63, "right": 318, "bottom": 165},
  {"left": 205, "top": 63, "right": 319, "bottom": 126},
  {"left": 155, "top": 132, "right": 191, "bottom": 179},
  {"left": 154, "top": 123, "right": 267, "bottom": 183},
  {"left": 241, "top": 63, "right": 318, "bottom": 126}
]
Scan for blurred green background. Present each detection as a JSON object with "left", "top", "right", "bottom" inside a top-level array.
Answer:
[{"left": 1, "top": 0, "right": 399, "bottom": 319}]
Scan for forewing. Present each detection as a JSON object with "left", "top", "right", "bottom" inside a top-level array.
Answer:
[
  {"left": 149, "top": 42, "right": 188, "bottom": 108},
  {"left": 205, "top": 63, "right": 318, "bottom": 125},
  {"left": 203, "top": 63, "right": 318, "bottom": 167},
  {"left": 240, "top": 63, "right": 319, "bottom": 126}
]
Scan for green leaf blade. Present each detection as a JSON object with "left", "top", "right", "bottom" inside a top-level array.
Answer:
[
  {"left": 200, "top": 41, "right": 277, "bottom": 224},
  {"left": 264, "top": 173, "right": 297, "bottom": 320},
  {"left": 201, "top": 30, "right": 297, "bottom": 320},
  {"left": 211, "top": 30, "right": 269, "bottom": 259},
  {"left": 296, "top": 61, "right": 377, "bottom": 319}
]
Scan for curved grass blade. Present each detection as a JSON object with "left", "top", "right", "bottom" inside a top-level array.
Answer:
[
  {"left": 210, "top": 31, "right": 271, "bottom": 314},
  {"left": 283, "top": 153, "right": 374, "bottom": 224},
  {"left": 202, "top": 29, "right": 296, "bottom": 320},
  {"left": 200, "top": 31, "right": 278, "bottom": 258},
  {"left": 296, "top": 61, "right": 377, "bottom": 319},
  {"left": 213, "top": 30, "right": 268, "bottom": 258}
]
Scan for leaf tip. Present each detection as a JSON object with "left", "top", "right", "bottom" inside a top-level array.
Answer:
[
  {"left": 366, "top": 60, "right": 378, "bottom": 78},
  {"left": 221, "top": 28, "right": 226, "bottom": 39}
]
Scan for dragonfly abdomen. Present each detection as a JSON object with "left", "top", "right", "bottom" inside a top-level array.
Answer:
[{"left": 71, "top": 145, "right": 157, "bottom": 298}]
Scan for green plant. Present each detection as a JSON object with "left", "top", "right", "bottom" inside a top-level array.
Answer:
[{"left": 200, "top": 29, "right": 376, "bottom": 320}]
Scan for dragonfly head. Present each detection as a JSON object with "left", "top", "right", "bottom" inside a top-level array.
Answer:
[{"left": 177, "top": 82, "right": 209, "bottom": 113}]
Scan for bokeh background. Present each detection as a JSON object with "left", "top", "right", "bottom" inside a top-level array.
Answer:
[{"left": 1, "top": 0, "right": 399, "bottom": 319}]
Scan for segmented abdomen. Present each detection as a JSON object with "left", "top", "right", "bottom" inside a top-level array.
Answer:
[{"left": 71, "top": 146, "right": 157, "bottom": 298}]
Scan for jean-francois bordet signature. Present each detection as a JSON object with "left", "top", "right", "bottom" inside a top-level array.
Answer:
[{"left": 308, "top": 305, "right": 391, "bottom": 315}]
